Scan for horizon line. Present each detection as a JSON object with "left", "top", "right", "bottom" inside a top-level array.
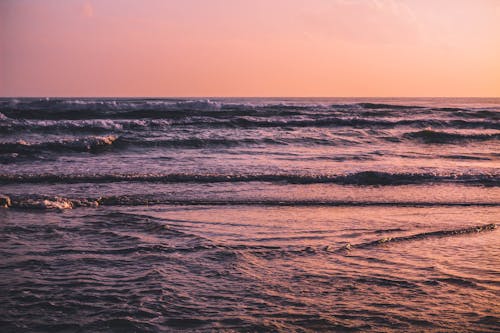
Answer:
[{"left": 1, "top": 96, "right": 499, "bottom": 99}]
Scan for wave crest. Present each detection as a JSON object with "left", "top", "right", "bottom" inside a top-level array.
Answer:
[
  {"left": 404, "top": 130, "right": 500, "bottom": 143},
  {"left": 2, "top": 193, "right": 498, "bottom": 210},
  {"left": 342, "top": 224, "right": 497, "bottom": 251},
  {"left": 0, "top": 171, "right": 497, "bottom": 186},
  {"left": 357, "top": 103, "right": 425, "bottom": 110},
  {"left": 0, "top": 135, "right": 117, "bottom": 154},
  {"left": 2, "top": 195, "right": 100, "bottom": 210}
]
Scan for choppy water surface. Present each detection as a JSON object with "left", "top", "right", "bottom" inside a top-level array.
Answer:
[{"left": 0, "top": 97, "right": 499, "bottom": 332}]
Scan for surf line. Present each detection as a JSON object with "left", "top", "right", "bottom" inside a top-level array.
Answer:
[{"left": 335, "top": 223, "right": 497, "bottom": 252}]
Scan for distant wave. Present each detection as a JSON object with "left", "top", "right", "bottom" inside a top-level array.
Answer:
[
  {"left": 0, "top": 136, "right": 351, "bottom": 156},
  {"left": 0, "top": 171, "right": 497, "bottom": 186},
  {"left": 118, "top": 137, "right": 296, "bottom": 148},
  {"left": 215, "top": 117, "right": 499, "bottom": 130},
  {"left": 0, "top": 99, "right": 310, "bottom": 120},
  {"left": 1, "top": 98, "right": 497, "bottom": 121},
  {"left": 404, "top": 130, "right": 500, "bottom": 144},
  {"left": 9, "top": 131, "right": 496, "bottom": 157},
  {"left": 0, "top": 119, "right": 128, "bottom": 134},
  {"left": 2, "top": 116, "right": 498, "bottom": 133},
  {"left": 357, "top": 103, "right": 425, "bottom": 110},
  {"left": 432, "top": 107, "right": 467, "bottom": 112},
  {"left": 0, "top": 136, "right": 117, "bottom": 154},
  {"left": 439, "top": 154, "right": 493, "bottom": 161}
]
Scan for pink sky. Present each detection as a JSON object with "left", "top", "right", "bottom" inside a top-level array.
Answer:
[{"left": 1, "top": 0, "right": 499, "bottom": 97}]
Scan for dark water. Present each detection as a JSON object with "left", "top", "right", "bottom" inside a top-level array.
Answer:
[{"left": 0, "top": 97, "right": 499, "bottom": 332}]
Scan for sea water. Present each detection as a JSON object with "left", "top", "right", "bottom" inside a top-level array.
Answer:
[{"left": 0, "top": 97, "right": 499, "bottom": 332}]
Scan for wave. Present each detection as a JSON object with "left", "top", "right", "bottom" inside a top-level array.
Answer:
[
  {"left": 2, "top": 99, "right": 498, "bottom": 136},
  {"left": 0, "top": 136, "right": 343, "bottom": 156},
  {"left": 0, "top": 99, "right": 309, "bottom": 120},
  {"left": 219, "top": 117, "right": 498, "bottom": 129},
  {"left": 3, "top": 196, "right": 99, "bottom": 210},
  {"left": 0, "top": 119, "right": 128, "bottom": 134},
  {"left": 432, "top": 107, "right": 469, "bottom": 112},
  {"left": 439, "top": 154, "right": 493, "bottom": 161},
  {"left": 2, "top": 116, "right": 498, "bottom": 134},
  {"left": 0, "top": 136, "right": 117, "bottom": 154},
  {"left": 341, "top": 223, "right": 497, "bottom": 251},
  {"left": 2, "top": 194, "right": 498, "bottom": 210},
  {"left": 117, "top": 137, "right": 278, "bottom": 148},
  {"left": 117, "top": 136, "right": 357, "bottom": 148},
  {"left": 0, "top": 171, "right": 497, "bottom": 186},
  {"left": 357, "top": 103, "right": 425, "bottom": 110},
  {"left": 2, "top": 98, "right": 496, "bottom": 120},
  {"left": 446, "top": 119, "right": 500, "bottom": 129},
  {"left": 460, "top": 109, "right": 500, "bottom": 119},
  {"left": 404, "top": 130, "right": 500, "bottom": 143},
  {"left": 17, "top": 131, "right": 499, "bottom": 157}
]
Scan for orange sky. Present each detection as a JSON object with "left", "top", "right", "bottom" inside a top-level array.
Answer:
[{"left": 1, "top": 0, "right": 499, "bottom": 97}]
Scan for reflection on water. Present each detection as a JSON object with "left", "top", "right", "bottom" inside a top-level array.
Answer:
[
  {"left": 0, "top": 206, "right": 498, "bottom": 332},
  {"left": 0, "top": 97, "right": 499, "bottom": 331}
]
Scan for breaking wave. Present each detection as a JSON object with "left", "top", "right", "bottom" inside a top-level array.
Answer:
[
  {"left": 0, "top": 136, "right": 118, "bottom": 154},
  {"left": 1, "top": 98, "right": 497, "bottom": 120},
  {"left": 0, "top": 171, "right": 497, "bottom": 186},
  {"left": 0, "top": 195, "right": 99, "bottom": 210},
  {"left": 0, "top": 99, "right": 308, "bottom": 120},
  {"left": 0, "top": 119, "right": 128, "bottom": 134},
  {"left": 1, "top": 117, "right": 498, "bottom": 133},
  {"left": 2, "top": 194, "right": 498, "bottom": 210},
  {"left": 404, "top": 130, "right": 500, "bottom": 143},
  {"left": 357, "top": 103, "right": 425, "bottom": 110}
]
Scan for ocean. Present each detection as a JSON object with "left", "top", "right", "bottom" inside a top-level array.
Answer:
[{"left": 0, "top": 97, "right": 499, "bottom": 332}]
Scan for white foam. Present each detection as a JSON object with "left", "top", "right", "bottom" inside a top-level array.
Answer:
[
  {"left": 175, "top": 99, "right": 222, "bottom": 111},
  {"left": 17, "top": 197, "right": 74, "bottom": 210}
]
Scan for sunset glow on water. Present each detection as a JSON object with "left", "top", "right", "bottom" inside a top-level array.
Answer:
[{"left": 1, "top": 1, "right": 499, "bottom": 332}]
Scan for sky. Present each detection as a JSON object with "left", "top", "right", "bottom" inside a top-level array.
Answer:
[{"left": 1, "top": 0, "right": 499, "bottom": 97}]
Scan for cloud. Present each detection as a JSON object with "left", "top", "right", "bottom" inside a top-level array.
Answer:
[{"left": 82, "top": 1, "right": 93, "bottom": 18}]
